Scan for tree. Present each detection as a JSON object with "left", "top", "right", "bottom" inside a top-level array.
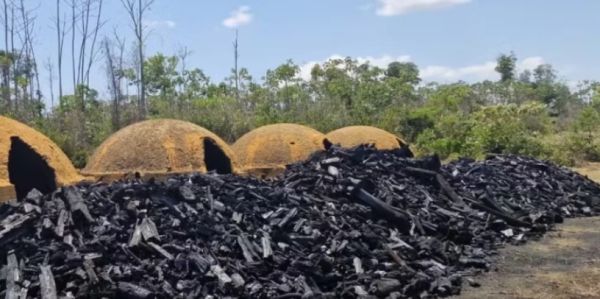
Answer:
[
  {"left": 68, "top": 0, "right": 104, "bottom": 111},
  {"left": 382, "top": 62, "right": 420, "bottom": 107},
  {"left": 529, "top": 64, "right": 573, "bottom": 116},
  {"left": 44, "top": 58, "right": 55, "bottom": 108},
  {"left": 232, "top": 29, "right": 239, "bottom": 101},
  {"left": 1, "top": 0, "right": 10, "bottom": 111},
  {"left": 310, "top": 58, "right": 355, "bottom": 109},
  {"left": 103, "top": 34, "right": 126, "bottom": 131},
  {"left": 143, "top": 53, "right": 178, "bottom": 98},
  {"left": 265, "top": 60, "right": 301, "bottom": 111},
  {"left": 266, "top": 60, "right": 299, "bottom": 90},
  {"left": 518, "top": 70, "right": 532, "bottom": 83},
  {"left": 495, "top": 52, "right": 517, "bottom": 82},
  {"left": 533, "top": 64, "right": 557, "bottom": 84},
  {"left": 14, "top": 0, "right": 43, "bottom": 117},
  {"left": 54, "top": 0, "right": 68, "bottom": 106},
  {"left": 572, "top": 106, "right": 600, "bottom": 160},
  {"left": 82, "top": 0, "right": 104, "bottom": 88},
  {"left": 180, "top": 68, "right": 209, "bottom": 100},
  {"left": 385, "top": 62, "right": 420, "bottom": 85},
  {"left": 0, "top": 50, "right": 11, "bottom": 112},
  {"left": 592, "top": 84, "right": 600, "bottom": 110},
  {"left": 176, "top": 46, "right": 192, "bottom": 95},
  {"left": 120, "top": 0, "right": 154, "bottom": 119}
]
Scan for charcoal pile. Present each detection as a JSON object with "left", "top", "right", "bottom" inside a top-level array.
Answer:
[
  {"left": 444, "top": 154, "right": 600, "bottom": 225},
  {"left": 0, "top": 146, "right": 599, "bottom": 298}
]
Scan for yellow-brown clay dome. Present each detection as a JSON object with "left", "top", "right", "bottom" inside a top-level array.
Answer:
[
  {"left": 326, "top": 126, "right": 408, "bottom": 150},
  {"left": 82, "top": 119, "right": 238, "bottom": 178},
  {"left": 232, "top": 123, "right": 329, "bottom": 175},
  {"left": 0, "top": 116, "right": 82, "bottom": 200}
]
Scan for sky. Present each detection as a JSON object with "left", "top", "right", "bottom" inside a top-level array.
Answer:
[{"left": 26, "top": 0, "right": 600, "bottom": 104}]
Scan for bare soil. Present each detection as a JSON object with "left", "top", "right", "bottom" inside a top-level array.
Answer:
[
  {"left": 456, "top": 163, "right": 600, "bottom": 299},
  {"left": 574, "top": 162, "right": 600, "bottom": 183}
]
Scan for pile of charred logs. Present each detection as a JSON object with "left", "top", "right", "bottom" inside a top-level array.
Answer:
[{"left": 1, "top": 146, "right": 599, "bottom": 298}]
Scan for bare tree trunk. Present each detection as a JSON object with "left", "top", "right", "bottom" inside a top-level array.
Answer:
[
  {"left": 103, "top": 39, "right": 119, "bottom": 131},
  {"left": 2, "top": 0, "right": 10, "bottom": 111},
  {"left": 56, "top": 0, "right": 66, "bottom": 107},
  {"left": 33, "top": 52, "right": 41, "bottom": 110},
  {"left": 23, "top": 2, "right": 40, "bottom": 108},
  {"left": 75, "top": 0, "right": 90, "bottom": 111},
  {"left": 177, "top": 46, "right": 192, "bottom": 113},
  {"left": 114, "top": 30, "right": 127, "bottom": 124},
  {"left": 233, "top": 29, "right": 239, "bottom": 102},
  {"left": 84, "top": 0, "right": 103, "bottom": 87},
  {"left": 10, "top": 4, "right": 17, "bottom": 112},
  {"left": 77, "top": 0, "right": 91, "bottom": 91},
  {"left": 45, "top": 58, "right": 55, "bottom": 109},
  {"left": 137, "top": 0, "right": 146, "bottom": 118},
  {"left": 135, "top": 48, "right": 142, "bottom": 117},
  {"left": 104, "top": 36, "right": 122, "bottom": 121},
  {"left": 177, "top": 46, "right": 190, "bottom": 93},
  {"left": 121, "top": 0, "right": 153, "bottom": 119},
  {"left": 17, "top": 0, "right": 39, "bottom": 117},
  {"left": 70, "top": 0, "right": 76, "bottom": 90},
  {"left": 116, "top": 34, "right": 125, "bottom": 129}
]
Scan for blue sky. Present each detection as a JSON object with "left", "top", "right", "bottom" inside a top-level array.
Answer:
[{"left": 27, "top": 0, "right": 600, "bottom": 103}]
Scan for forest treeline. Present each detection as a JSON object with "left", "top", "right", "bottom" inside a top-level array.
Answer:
[{"left": 0, "top": 1, "right": 598, "bottom": 168}]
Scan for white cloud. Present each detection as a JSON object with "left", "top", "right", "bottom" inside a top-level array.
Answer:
[
  {"left": 223, "top": 6, "right": 253, "bottom": 28},
  {"left": 297, "top": 54, "right": 546, "bottom": 83},
  {"left": 420, "top": 62, "right": 497, "bottom": 81},
  {"left": 144, "top": 20, "right": 176, "bottom": 29},
  {"left": 298, "top": 54, "right": 411, "bottom": 81},
  {"left": 421, "top": 57, "right": 545, "bottom": 82},
  {"left": 519, "top": 56, "right": 545, "bottom": 71},
  {"left": 356, "top": 54, "right": 412, "bottom": 67},
  {"left": 376, "top": 0, "right": 471, "bottom": 16}
]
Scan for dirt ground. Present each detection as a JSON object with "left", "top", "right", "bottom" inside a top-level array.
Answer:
[
  {"left": 456, "top": 163, "right": 600, "bottom": 299},
  {"left": 574, "top": 162, "right": 600, "bottom": 183}
]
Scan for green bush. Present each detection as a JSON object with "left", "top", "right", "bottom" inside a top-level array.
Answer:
[
  {"left": 414, "top": 102, "right": 552, "bottom": 160},
  {"left": 569, "top": 106, "right": 600, "bottom": 161}
]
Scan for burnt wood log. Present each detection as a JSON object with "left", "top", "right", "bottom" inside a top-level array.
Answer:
[
  {"left": 117, "top": 282, "right": 152, "bottom": 299},
  {"left": 38, "top": 265, "right": 57, "bottom": 299},
  {"left": 0, "top": 214, "right": 34, "bottom": 248},
  {"left": 405, "top": 167, "right": 464, "bottom": 205},
  {"left": 5, "top": 253, "right": 19, "bottom": 299},
  {"left": 352, "top": 188, "right": 411, "bottom": 231},
  {"left": 63, "top": 187, "right": 94, "bottom": 224}
]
